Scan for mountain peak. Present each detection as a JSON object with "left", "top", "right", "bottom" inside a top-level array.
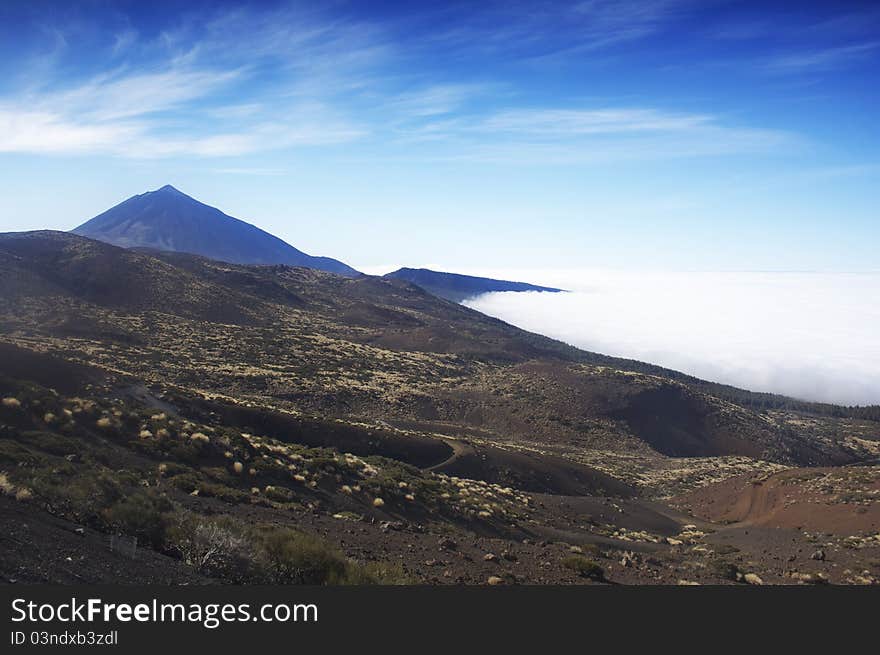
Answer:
[
  {"left": 71, "top": 187, "right": 360, "bottom": 276},
  {"left": 154, "top": 184, "right": 187, "bottom": 196}
]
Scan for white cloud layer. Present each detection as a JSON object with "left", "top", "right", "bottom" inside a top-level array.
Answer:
[{"left": 463, "top": 271, "right": 880, "bottom": 406}]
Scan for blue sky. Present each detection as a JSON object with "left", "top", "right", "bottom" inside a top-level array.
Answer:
[{"left": 0, "top": 0, "right": 877, "bottom": 272}]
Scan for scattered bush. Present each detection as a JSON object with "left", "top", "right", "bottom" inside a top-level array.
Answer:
[
  {"left": 0, "top": 472, "right": 16, "bottom": 495},
  {"left": 562, "top": 555, "right": 605, "bottom": 580},
  {"left": 576, "top": 543, "right": 602, "bottom": 556},
  {"left": 262, "top": 485, "right": 294, "bottom": 503},
  {"left": 28, "top": 469, "right": 124, "bottom": 526},
  {"left": 169, "top": 517, "right": 261, "bottom": 583},
  {"left": 17, "top": 430, "right": 76, "bottom": 456},
  {"left": 260, "top": 528, "right": 350, "bottom": 584},
  {"left": 0, "top": 471, "right": 33, "bottom": 501},
  {"left": 708, "top": 558, "right": 740, "bottom": 581},
  {"left": 195, "top": 482, "right": 249, "bottom": 503},
  {"left": 348, "top": 561, "right": 411, "bottom": 585},
  {"left": 102, "top": 491, "right": 173, "bottom": 549},
  {"left": 168, "top": 516, "right": 404, "bottom": 585}
]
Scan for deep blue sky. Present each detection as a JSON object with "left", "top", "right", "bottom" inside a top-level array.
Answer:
[{"left": 0, "top": 0, "right": 877, "bottom": 272}]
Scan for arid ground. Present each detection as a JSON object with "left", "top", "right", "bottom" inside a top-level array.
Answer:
[{"left": 1, "top": 231, "right": 878, "bottom": 585}]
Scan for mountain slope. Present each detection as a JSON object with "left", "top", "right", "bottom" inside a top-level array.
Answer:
[
  {"left": 0, "top": 230, "right": 269, "bottom": 325},
  {"left": 2, "top": 231, "right": 876, "bottom": 473},
  {"left": 2, "top": 231, "right": 879, "bottom": 586},
  {"left": 385, "top": 267, "right": 564, "bottom": 302},
  {"left": 72, "top": 185, "right": 360, "bottom": 276}
]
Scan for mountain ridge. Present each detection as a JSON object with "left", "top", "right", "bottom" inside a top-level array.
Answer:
[{"left": 385, "top": 267, "right": 565, "bottom": 302}]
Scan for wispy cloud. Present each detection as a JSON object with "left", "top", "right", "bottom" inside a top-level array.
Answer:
[
  {"left": 741, "top": 7, "right": 880, "bottom": 42},
  {"left": 423, "top": 0, "right": 691, "bottom": 61},
  {"left": 110, "top": 29, "right": 138, "bottom": 57},
  {"left": 54, "top": 68, "right": 243, "bottom": 121},
  {"left": 211, "top": 167, "right": 288, "bottom": 176},
  {"left": 766, "top": 41, "right": 880, "bottom": 73},
  {"left": 481, "top": 108, "right": 712, "bottom": 135},
  {"left": 0, "top": 1, "right": 802, "bottom": 162},
  {"left": 0, "top": 86, "right": 364, "bottom": 157},
  {"left": 0, "top": 4, "right": 381, "bottom": 157},
  {"left": 707, "top": 5, "right": 880, "bottom": 76},
  {"left": 0, "top": 108, "right": 139, "bottom": 154},
  {"left": 395, "top": 106, "right": 798, "bottom": 163},
  {"left": 568, "top": 0, "right": 691, "bottom": 49},
  {"left": 383, "top": 84, "right": 492, "bottom": 118}
]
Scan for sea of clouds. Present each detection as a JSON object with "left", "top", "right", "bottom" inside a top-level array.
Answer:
[{"left": 462, "top": 270, "right": 880, "bottom": 406}]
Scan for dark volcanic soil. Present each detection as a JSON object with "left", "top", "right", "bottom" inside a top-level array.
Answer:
[{"left": 0, "top": 495, "right": 208, "bottom": 584}]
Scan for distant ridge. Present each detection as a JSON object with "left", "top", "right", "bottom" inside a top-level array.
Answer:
[
  {"left": 72, "top": 185, "right": 360, "bottom": 277},
  {"left": 385, "top": 267, "right": 564, "bottom": 302}
]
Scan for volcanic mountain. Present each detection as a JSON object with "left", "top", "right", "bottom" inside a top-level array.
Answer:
[
  {"left": 385, "top": 267, "right": 564, "bottom": 302},
  {"left": 72, "top": 185, "right": 360, "bottom": 276}
]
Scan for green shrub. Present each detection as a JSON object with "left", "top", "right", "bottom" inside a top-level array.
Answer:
[
  {"left": 103, "top": 491, "right": 173, "bottom": 548},
  {"left": 157, "top": 461, "right": 192, "bottom": 478},
  {"left": 169, "top": 471, "right": 202, "bottom": 493},
  {"left": 0, "top": 439, "right": 38, "bottom": 466},
  {"left": 260, "top": 528, "right": 350, "bottom": 584},
  {"left": 196, "top": 482, "right": 249, "bottom": 503},
  {"left": 18, "top": 430, "right": 77, "bottom": 456},
  {"left": 262, "top": 485, "right": 294, "bottom": 503},
  {"left": 577, "top": 543, "right": 601, "bottom": 556},
  {"left": 30, "top": 470, "right": 124, "bottom": 524},
  {"left": 167, "top": 516, "right": 406, "bottom": 585},
  {"left": 707, "top": 558, "right": 740, "bottom": 581},
  {"left": 345, "top": 561, "right": 412, "bottom": 585},
  {"left": 165, "top": 442, "right": 204, "bottom": 465},
  {"left": 562, "top": 555, "right": 604, "bottom": 580}
]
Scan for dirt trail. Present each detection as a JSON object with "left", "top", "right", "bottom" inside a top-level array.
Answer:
[{"left": 425, "top": 438, "right": 474, "bottom": 472}]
